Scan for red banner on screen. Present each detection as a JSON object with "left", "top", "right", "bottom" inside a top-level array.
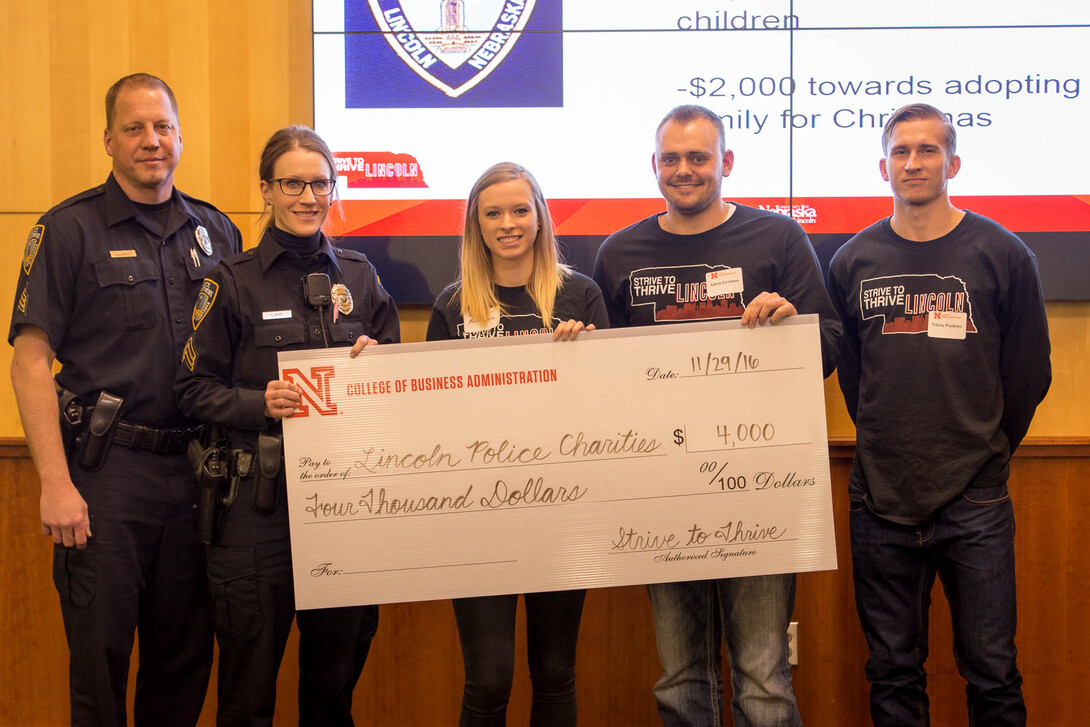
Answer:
[
  {"left": 334, "top": 152, "right": 428, "bottom": 188},
  {"left": 326, "top": 195, "right": 1090, "bottom": 237}
]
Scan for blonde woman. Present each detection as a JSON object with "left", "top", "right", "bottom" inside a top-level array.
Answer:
[{"left": 427, "top": 162, "right": 608, "bottom": 725}]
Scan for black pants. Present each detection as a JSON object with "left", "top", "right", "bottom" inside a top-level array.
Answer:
[
  {"left": 58, "top": 448, "right": 214, "bottom": 727},
  {"left": 208, "top": 480, "right": 378, "bottom": 726},
  {"left": 453, "top": 590, "right": 586, "bottom": 727}
]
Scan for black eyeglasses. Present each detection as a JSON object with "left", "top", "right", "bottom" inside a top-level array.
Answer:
[{"left": 268, "top": 178, "right": 337, "bottom": 196}]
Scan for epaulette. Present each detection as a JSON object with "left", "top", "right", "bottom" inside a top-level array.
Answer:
[
  {"left": 222, "top": 249, "right": 260, "bottom": 267},
  {"left": 332, "top": 246, "right": 369, "bottom": 262},
  {"left": 48, "top": 184, "right": 107, "bottom": 214}
]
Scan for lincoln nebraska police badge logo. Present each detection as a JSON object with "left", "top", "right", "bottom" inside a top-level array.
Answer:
[
  {"left": 192, "top": 279, "right": 219, "bottom": 329},
  {"left": 345, "top": 0, "right": 562, "bottom": 108}
]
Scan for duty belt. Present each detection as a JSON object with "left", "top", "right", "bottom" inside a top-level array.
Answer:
[{"left": 111, "top": 421, "right": 202, "bottom": 455}]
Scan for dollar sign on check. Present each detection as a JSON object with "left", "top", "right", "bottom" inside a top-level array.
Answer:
[{"left": 673, "top": 429, "right": 685, "bottom": 446}]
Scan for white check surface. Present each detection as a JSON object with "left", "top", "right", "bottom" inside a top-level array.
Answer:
[{"left": 280, "top": 316, "right": 836, "bottom": 608}]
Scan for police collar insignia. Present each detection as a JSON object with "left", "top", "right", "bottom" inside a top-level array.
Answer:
[
  {"left": 23, "top": 225, "right": 44, "bottom": 274},
  {"left": 192, "top": 279, "right": 219, "bottom": 330},
  {"left": 195, "top": 225, "right": 213, "bottom": 256},
  {"left": 368, "top": 0, "right": 537, "bottom": 98},
  {"left": 332, "top": 283, "right": 354, "bottom": 316}
]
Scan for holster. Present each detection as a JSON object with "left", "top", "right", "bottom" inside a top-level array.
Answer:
[
  {"left": 56, "top": 383, "right": 85, "bottom": 462},
  {"left": 253, "top": 432, "right": 283, "bottom": 515},
  {"left": 188, "top": 435, "right": 229, "bottom": 545},
  {"left": 78, "top": 391, "right": 123, "bottom": 471},
  {"left": 228, "top": 450, "right": 252, "bottom": 511}
]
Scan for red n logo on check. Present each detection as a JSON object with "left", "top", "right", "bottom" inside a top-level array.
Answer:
[{"left": 282, "top": 366, "right": 339, "bottom": 417}]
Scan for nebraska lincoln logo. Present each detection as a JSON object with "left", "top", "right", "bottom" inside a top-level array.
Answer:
[
  {"left": 344, "top": 0, "right": 562, "bottom": 108},
  {"left": 283, "top": 366, "right": 339, "bottom": 417}
]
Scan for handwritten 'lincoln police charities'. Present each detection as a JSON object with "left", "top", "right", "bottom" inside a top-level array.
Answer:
[{"left": 279, "top": 317, "right": 836, "bottom": 609}]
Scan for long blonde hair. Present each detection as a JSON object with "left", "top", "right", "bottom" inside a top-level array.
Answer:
[{"left": 457, "top": 162, "right": 571, "bottom": 329}]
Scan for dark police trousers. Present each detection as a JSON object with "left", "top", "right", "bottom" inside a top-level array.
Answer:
[
  {"left": 208, "top": 473, "right": 378, "bottom": 726},
  {"left": 58, "top": 446, "right": 214, "bottom": 726}
]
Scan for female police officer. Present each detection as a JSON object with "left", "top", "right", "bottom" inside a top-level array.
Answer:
[{"left": 175, "top": 125, "right": 399, "bottom": 725}]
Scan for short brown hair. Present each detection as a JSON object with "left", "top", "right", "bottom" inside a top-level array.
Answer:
[
  {"left": 657, "top": 105, "right": 726, "bottom": 155},
  {"left": 105, "top": 73, "right": 179, "bottom": 129},
  {"left": 881, "top": 103, "right": 957, "bottom": 156}
]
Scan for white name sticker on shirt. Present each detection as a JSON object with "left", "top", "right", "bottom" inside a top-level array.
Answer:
[
  {"left": 927, "top": 310, "right": 968, "bottom": 340},
  {"left": 109, "top": 249, "right": 137, "bottom": 258},
  {"left": 263, "top": 310, "right": 293, "bottom": 320},
  {"left": 705, "top": 268, "right": 743, "bottom": 298},
  {"left": 462, "top": 308, "right": 501, "bottom": 333}
]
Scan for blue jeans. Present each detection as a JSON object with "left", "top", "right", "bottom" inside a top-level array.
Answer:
[
  {"left": 850, "top": 483, "right": 1025, "bottom": 727},
  {"left": 648, "top": 575, "right": 801, "bottom": 727}
]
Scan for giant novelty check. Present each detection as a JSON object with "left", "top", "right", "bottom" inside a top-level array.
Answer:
[{"left": 280, "top": 316, "right": 836, "bottom": 609}]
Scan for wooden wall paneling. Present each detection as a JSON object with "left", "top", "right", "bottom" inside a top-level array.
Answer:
[
  {"left": 1006, "top": 454, "right": 1074, "bottom": 725},
  {"left": 87, "top": 4, "right": 132, "bottom": 161},
  {"left": 823, "top": 374, "right": 854, "bottom": 439},
  {"left": 397, "top": 304, "right": 432, "bottom": 343},
  {"left": 1062, "top": 452, "right": 1090, "bottom": 718},
  {"left": 0, "top": 444, "right": 68, "bottom": 725},
  {"left": 793, "top": 454, "right": 871, "bottom": 722},
  {"left": 573, "top": 586, "right": 663, "bottom": 723},
  {"left": 353, "top": 600, "right": 468, "bottom": 723},
  {"left": 165, "top": 0, "right": 219, "bottom": 206},
  {"left": 0, "top": 2, "right": 55, "bottom": 211},
  {"left": 1030, "top": 301, "right": 1090, "bottom": 435},
  {"left": 46, "top": 3, "right": 98, "bottom": 210}
]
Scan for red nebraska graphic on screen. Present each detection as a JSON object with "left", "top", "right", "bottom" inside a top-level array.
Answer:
[{"left": 335, "top": 152, "right": 428, "bottom": 188}]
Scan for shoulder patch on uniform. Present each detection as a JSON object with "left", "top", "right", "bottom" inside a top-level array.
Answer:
[
  {"left": 192, "top": 279, "right": 219, "bottom": 330},
  {"left": 23, "top": 225, "right": 44, "bottom": 274},
  {"left": 182, "top": 337, "right": 197, "bottom": 371},
  {"left": 17, "top": 284, "right": 28, "bottom": 314}
]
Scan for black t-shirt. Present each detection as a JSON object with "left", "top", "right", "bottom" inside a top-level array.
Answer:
[{"left": 426, "top": 271, "right": 609, "bottom": 341}]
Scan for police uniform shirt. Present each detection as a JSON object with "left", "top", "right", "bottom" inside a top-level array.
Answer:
[
  {"left": 8, "top": 173, "right": 242, "bottom": 426},
  {"left": 174, "top": 229, "right": 400, "bottom": 441}
]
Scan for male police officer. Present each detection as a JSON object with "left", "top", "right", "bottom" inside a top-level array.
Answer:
[
  {"left": 9, "top": 73, "right": 241, "bottom": 725},
  {"left": 593, "top": 104, "right": 840, "bottom": 727},
  {"left": 828, "top": 103, "right": 1050, "bottom": 726}
]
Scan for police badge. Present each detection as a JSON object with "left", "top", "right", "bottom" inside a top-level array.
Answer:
[
  {"left": 331, "top": 284, "right": 354, "bottom": 316},
  {"left": 194, "top": 225, "right": 213, "bottom": 256}
]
